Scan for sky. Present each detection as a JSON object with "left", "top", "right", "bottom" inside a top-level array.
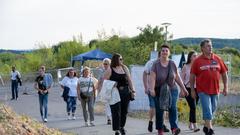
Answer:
[{"left": 1, "top": 0, "right": 240, "bottom": 50}]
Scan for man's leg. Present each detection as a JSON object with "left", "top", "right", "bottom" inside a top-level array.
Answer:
[{"left": 198, "top": 92, "right": 215, "bottom": 135}]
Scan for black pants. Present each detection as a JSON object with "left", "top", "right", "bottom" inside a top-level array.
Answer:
[
  {"left": 110, "top": 86, "right": 130, "bottom": 131},
  {"left": 185, "top": 87, "right": 199, "bottom": 123}
]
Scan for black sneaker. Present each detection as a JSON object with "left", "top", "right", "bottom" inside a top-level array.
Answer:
[
  {"left": 203, "top": 126, "right": 208, "bottom": 135},
  {"left": 172, "top": 128, "right": 181, "bottom": 135},
  {"left": 107, "top": 119, "right": 111, "bottom": 125},
  {"left": 120, "top": 127, "right": 126, "bottom": 135},
  {"left": 148, "top": 121, "right": 153, "bottom": 132},
  {"left": 163, "top": 124, "right": 170, "bottom": 132},
  {"left": 115, "top": 131, "right": 120, "bottom": 135},
  {"left": 208, "top": 129, "right": 215, "bottom": 135}
]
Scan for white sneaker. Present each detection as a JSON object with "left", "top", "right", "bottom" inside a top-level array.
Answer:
[
  {"left": 85, "top": 122, "right": 89, "bottom": 127},
  {"left": 90, "top": 121, "right": 95, "bottom": 126},
  {"left": 72, "top": 116, "right": 76, "bottom": 120},
  {"left": 44, "top": 118, "right": 48, "bottom": 122},
  {"left": 67, "top": 115, "right": 71, "bottom": 120}
]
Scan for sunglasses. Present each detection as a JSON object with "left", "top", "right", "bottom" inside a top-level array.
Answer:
[
  {"left": 103, "top": 63, "right": 108, "bottom": 65},
  {"left": 119, "top": 58, "right": 123, "bottom": 61}
]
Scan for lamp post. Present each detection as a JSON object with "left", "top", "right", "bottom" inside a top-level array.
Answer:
[{"left": 161, "top": 22, "right": 171, "bottom": 43}]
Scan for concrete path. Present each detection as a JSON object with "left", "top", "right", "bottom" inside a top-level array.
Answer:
[{"left": 1, "top": 83, "right": 239, "bottom": 135}]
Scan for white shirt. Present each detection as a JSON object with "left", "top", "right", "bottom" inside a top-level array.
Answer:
[
  {"left": 60, "top": 76, "right": 78, "bottom": 97},
  {"left": 78, "top": 77, "right": 97, "bottom": 93},
  {"left": 11, "top": 70, "right": 21, "bottom": 80}
]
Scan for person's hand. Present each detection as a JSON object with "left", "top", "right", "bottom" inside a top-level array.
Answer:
[
  {"left": 180, "top": 87, "right": 188, "bottom": 97},
  {"left": 150, "top": 90, "right": 155, "bottom": 97},
  {"left": 43, "top": 90, "right": 48, "bottom": 94},
  {"left": 222, "top": 87, "right": 228, "bottom": 96},
  {"left": 144, "top": 89, "right": 149, "bottom": 95},
  {"left": 191, "top": 89, "right": 196, "bottom": 99}
]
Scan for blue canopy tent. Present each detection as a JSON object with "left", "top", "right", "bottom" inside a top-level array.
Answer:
[{"left": 72, "top": 49, "right": 112, "bottom": 66}]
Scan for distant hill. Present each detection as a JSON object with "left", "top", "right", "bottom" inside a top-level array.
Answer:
[
  {"left": 172, "top": 38, "right": 240, "bottom": 50},
  {"left": 0, "top": 49, "right": 32, "bottom": 54}
]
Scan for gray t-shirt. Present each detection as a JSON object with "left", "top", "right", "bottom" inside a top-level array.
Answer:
[{"left": 151, "top": 59, "right": 178, "bottom": 88}]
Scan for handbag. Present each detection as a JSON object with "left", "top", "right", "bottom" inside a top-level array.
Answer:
[
  {"left": 16, "top": 74, "right": 22, "bottom": 86},
  {"left": 80, "top": 77, "right": 92, "bottom": 100},
  {"left": 129, "top": 89, "right": 135, "bottom": 101},
  {"left": 158, "top": 61, "right": 172, "bottom": 110}
]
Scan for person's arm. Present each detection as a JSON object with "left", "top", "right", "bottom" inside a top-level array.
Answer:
[
  {"left": 123, "top": 65, "right": 136, "bottom": 92},
  {"left": 17, "top": 71, "right": 21, "bottom": 78},
  {"left": 142, "top": 71, "right": 149, "bottom": 94},
  {"left": 175, "top": 70, "right": 188, "bottom": 97},
  {"left": 77, "top": 81, "right": 81, "bottom": 100},
  {"left": 222, "top": 72, "right": 228, "bottom": 96},
  {"left": 180, "top": 65, "right": 187, "bottom": 84},
  {"left": 103, "top": 68, "right": 111, "bottom": 80},
  {"left": 149, "top": 71, "right": 156, "bottom": 97},
  {"left": 190, "top": 73, "right": 196, "bottom": 99},
  {"left": 34, "top": 81, "right": 43, "bottom": 94}
]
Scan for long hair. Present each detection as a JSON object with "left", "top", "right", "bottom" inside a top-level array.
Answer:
[
  {"left": 110, "top": 53, "right": 121, "bottom": 67},
  {"left": 66, "top": 68, "right": 77, "bottom": 77},
  {"left": 186, "top": 51, "right": 196, "bottom": 65}
]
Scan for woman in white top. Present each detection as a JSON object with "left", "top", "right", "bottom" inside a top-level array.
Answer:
[
  {"left": 181, "top": 51, "right": 200, "bottom": 132},
  {"left": 60, "top": 68, "right": 79, "bottom": 120},
  {"left": 77, "top": 66, "right": 98, "bottom": 126}
]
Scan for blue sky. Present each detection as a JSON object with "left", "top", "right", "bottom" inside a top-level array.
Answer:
[{"left": 1, "top": 0, "right": 239, "bottom": 49}]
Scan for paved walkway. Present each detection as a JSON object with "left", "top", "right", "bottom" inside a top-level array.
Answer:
[{"left": 1, "top": 83, "right": 239, "bottom": 135}]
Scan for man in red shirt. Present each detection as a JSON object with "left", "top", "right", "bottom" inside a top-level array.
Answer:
[{"left": 190, "top": 39, "right": 228, "bottom": 135}]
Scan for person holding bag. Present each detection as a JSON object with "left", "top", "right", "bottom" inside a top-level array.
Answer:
[
  {"left": 60, "top": 68, "right": 78, "bottom": 120},
  {"left": 103, "top": 53, "right": 136, "bottom": 135},
  {"left": 149, "top": 44, "right": 188, "bottom": 135},
  {"left": 77, "top": 66, "right": 98, "bottom": 126}
]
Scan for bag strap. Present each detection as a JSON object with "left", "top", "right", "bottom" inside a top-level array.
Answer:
[
  {"left": 166, "top": 60, "right": 171, "bottom": 82},
  {"left": 86, "top": 76, "right": 92, "bottom": 93}
]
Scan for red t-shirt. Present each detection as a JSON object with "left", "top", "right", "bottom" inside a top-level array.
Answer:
[{"left": 191, "top": 53, "right": 228, "bottom": 94}]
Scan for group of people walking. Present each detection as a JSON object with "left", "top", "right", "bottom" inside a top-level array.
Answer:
[
  {"left": 143, "top": 39, "right": 228, "bottom": 135},
  {"left": 10, "top": 39, "right": 228, "bottom": 135}
]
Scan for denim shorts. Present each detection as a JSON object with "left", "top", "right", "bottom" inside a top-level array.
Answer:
[
  {"left": 148, "top": 94, "right": 155, "bottom": 108},
  {"left": 198, "top": 92, "right": 219, "bottom": 120}
]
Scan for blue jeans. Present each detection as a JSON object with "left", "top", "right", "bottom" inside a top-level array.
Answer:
[
  {"left": 155, "top": 88, "right": 179, "bottom": 130},
  {"left": 148, "top": 94, "right": 155, "bottom": 108},
  {"left": 11, "top": 80, "right": 18, "bottom": 99},
  {"left": 67, "top": 96, "right": 77, "bottom": 113},
  {"left": 198, "top": 92, "right": 219, "bottom": 120},
  {"left": 39, "top": 94, "right": 48, "bottom": 119}
]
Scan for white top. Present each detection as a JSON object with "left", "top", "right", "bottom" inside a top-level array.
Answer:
[
  {"left": 78, "top": 77, "right": 97, "bottom": 93},
  {"left": 10, "top": 70, "right": 21, "bottom": 80},
  {"left": 60, "top": 76, "right": 78, "bottom": 97},
  {"left": 181, "top": 64, "right": 194, "bottom": 88}
]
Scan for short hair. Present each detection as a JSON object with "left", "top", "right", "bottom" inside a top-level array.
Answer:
[
  {"left": 40, "top": 65, "right": 46, "bottom": 71},
  {"left": 82, "top": 66, "right": 90, "bottom": 72},
  {"left": 111, "top": 53, "right": 122, "bottom": 67},
  {"left": 200, "top": 39, "right": 211, "bottom": 47},
  {"left": 103, "top": 58, "right": 111, "bottom": 65},
  {"left": 160, "top": 44, "right": 170, "bottom": 51}
]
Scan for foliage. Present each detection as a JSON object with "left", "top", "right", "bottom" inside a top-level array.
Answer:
[
  {"left": 0, "top": 24, "right": 240, "bottom": 76},
  {"left": 214, "top": 106, "right": 240, "bottom": 127},
  {"left": 0, "top": 104, "right": 70, "bottom": 135}
]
